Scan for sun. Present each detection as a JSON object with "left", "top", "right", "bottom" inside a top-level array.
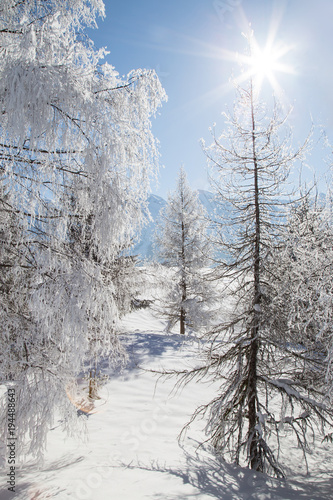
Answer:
[
  {"left": 250, "top": 45, "right": 280, "bottom": 80},
  {"left": 157, "top": 12, "right": 296, "bottom": 116},
  {"left": 237, "top": 31, "right": 295, "bottom": 98}
]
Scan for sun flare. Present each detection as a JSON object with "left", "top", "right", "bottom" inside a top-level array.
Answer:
[
  {"left": 237, "top": 31, "right": 295, "bottom": 98},
  {"left": 250, "top": 45, "right": 280, "bottom": 79}
]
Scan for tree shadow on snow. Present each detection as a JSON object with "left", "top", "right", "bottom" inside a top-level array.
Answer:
[
  {"left": 96, "top": 331, "right": 191, "bottom": 379},
  {"left": 119, "top": 446, "right": 333, "bottom": 500},
  {"left": 0, "top": 455, "right": 84, "bottom": 500},
  {"left": 0, "top": 481, "right": 65, "bottom": 500}
]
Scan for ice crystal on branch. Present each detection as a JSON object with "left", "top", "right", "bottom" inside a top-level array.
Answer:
[{"left": 0, "top": 0, "right": 166, "bottom": 460}]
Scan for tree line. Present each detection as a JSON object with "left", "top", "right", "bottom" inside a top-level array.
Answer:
[{"left": 154, "top": 83, "right": 333, "bottom": 477}]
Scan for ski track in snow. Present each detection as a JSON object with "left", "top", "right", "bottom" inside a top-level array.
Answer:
[{"left": 1, "top": 309, "right": 333, "bottom": 499}]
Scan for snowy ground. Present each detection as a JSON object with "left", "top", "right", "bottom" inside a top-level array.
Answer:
[{"left": 1, "top": 307, "right": 333, "bottom": 499}]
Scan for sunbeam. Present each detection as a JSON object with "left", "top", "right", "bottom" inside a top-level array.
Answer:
[{"left": 235, "top": 29, "right": 296, "bottom": 98}]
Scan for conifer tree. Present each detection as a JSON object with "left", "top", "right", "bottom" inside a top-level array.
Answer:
[
  {"left": 154, "top": 167, "right": 215, "bottom": 334},
  {"left": 174, "top": 81, "right": 333, "bottom": 476}
]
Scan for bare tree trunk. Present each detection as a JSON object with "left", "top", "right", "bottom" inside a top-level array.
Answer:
[
  {"left": 248, "top": 80, "right": 262, "bottom": 472},
  {"left": 180, "top": 304, "right": 186, "bottom": 335},
  {"left": 180, "top": 219, "right": 186, "bottom": 334},
  {"left": 88, "top": 369, "right": 96, "bottom": 400}
]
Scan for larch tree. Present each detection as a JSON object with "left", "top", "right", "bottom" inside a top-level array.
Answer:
[
  {"left": 154, "top": 167, "right": 215, "bottom": 335},
  {"left": 0, "top": 0, "right": 166, "bottom": 460},
  {"left": 174, "top": 78, "right": 333, "bottom": 477}
]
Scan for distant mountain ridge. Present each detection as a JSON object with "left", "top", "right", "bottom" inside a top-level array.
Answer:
[
  {"left": 132, "top": 190, "right": 217, "bottom": 261},
  {"left": 131, "top": 190, "right": 327, "bottom": 261}
]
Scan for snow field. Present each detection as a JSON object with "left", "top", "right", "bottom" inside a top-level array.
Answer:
[{"left": 1, "top": 308, "right": 333, "bottom": 499}]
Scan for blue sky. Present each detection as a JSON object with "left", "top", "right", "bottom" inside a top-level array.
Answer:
[{"left": 88, "top": 0, "right": 333, "bottom": 199}]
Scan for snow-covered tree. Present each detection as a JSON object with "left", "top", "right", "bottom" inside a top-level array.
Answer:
[
  {"left": 267, "top": 195, "right": 333, "bottom": 401},
  {"left": 0, "top": 0, "right": 166, "bottom": 460},
  {"left": 174, "top": 81, "right": 333, "bottom": 477},
  {"left": 154, "top": 167, "right": 215, "bottom": 334}
]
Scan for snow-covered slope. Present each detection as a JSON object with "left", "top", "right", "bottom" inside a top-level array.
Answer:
[{"left": 3, "top": 305, "right": 332, "bottom": 500}]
